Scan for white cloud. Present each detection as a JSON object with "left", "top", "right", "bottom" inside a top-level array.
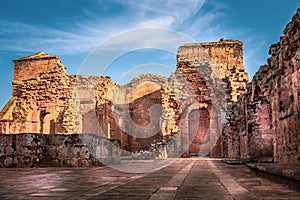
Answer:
[
  {"left": 120, "top": 0, "right": 205, "bottom": 20},
  {"left": 117, "top": 0, "right": 206, "bottom": 28},
  {"left": 0, "top": 20, "right": 104, "bottom": 54},
  {"left": 138, "top": 16, "right": 175, "bottom": 28},
  {"left": 0, "top": 1, "right": 208, "bottom": 55},
  {"left": 0, "top": 0, "right": 238, "bottom": 57},
  {"left": 78, "top": 28, "right": 196, "bottom": 76}
]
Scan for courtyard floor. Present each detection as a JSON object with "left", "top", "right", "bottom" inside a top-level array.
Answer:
[{"left": 0, "top": 158, "right": 299, "bottom": 199}]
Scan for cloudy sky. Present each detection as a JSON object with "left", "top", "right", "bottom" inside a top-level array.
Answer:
[{"left": 0, "top": 0, "right": 299, "bottom": 109}]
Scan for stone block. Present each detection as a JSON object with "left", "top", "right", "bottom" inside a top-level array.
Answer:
[{"left": 3, "top": 157, "right": 13, "bottom": 167}]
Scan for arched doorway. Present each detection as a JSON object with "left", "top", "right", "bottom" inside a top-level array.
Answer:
[
  {"left": 188, "top": 108, "right": 210, "bottom": 156},
  {"left": 180, "top": 102, "right": 213, "bottom": 157}
]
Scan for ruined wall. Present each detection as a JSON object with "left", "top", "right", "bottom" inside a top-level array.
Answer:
[
  {"left": 264, "top": 8, "right": 300, "bottom": 163},
  {"left": 71, "top": 75, "right": 104, "bottom": 134},
  {"left": 162, "top": 40, "right": 246, "bottom": 139},
  {"left": 0, "top": 133, "right": 120, "bottom": 167},
  {"left": 13, "top": 52, "right": 60, "bottom": 81},
  {"left": 178, "top": 39, "right": 249, "bottom": 101},
  {"left": 170, "top": 61, "right": 215, "bottom": 157},
  {"left": 0, "top": 40, "right": 249, "bottom": 159},
  {"left": 160, "top": 40, "right": 246, "bottom": 157},
  {"left": 224, "top": 8, "right": 300, "bottom": 163},
  {"left": 224, "top": 89, "right": 273, "bottom": 161},
  {"left": 0, "top": 52, "right": 75, "bottom": 134},
  {"left": 95, "top": 74, "right": 166, "bottom": 151}
]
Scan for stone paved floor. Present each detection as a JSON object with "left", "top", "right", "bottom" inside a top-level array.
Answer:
[{"left": 0, "top": 158, "right": 299, "bottom": 199}]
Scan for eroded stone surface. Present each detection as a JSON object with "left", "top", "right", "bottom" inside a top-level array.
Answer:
[
  {"left": 223, "top": 8, "right": 300, "bottom": 163},
  {"left": 0, "top": 133, "right": 120, "bottom": 167},
  {"left": 0, "top": 52, "right": 75, "bottom": 134}
]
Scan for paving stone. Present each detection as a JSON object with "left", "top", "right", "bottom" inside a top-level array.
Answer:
[{"left": 0, "top": 158, "right": 300, "bottom": 199}]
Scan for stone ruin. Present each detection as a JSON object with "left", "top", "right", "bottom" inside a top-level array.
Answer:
[
  {"left": 0, "top": 8, "right": 299, "bottom": 166},
  {"left": 0, "top": 39, "right": 248, "bottom": 162},
  {"left": 224, "top": 8, "right": 300, "bottom": 163}
]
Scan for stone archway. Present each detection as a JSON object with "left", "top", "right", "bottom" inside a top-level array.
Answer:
[
  {"left": 30, "top": 108, "right": 40, "bottom": 133},
  {"left": 188, "top": 108, "right": 210, "bottom": 156},
  {"left": 39, "top": 107, "right": 58, "bottom": 134},
  {"left": 180, "top": 102, "right": 213, "bottom": 157}
]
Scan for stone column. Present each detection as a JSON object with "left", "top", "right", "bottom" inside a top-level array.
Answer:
[{"left": 181, "top": 117, "right": 189, "bottom": 157}]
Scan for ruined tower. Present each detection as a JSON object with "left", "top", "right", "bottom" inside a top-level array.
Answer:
[{"left": 158, "top": 39, "right": 249, "bottom": 157}]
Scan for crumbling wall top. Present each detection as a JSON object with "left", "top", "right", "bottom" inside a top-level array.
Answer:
[
  {"left": 13, "top": 51, "right": 59, "bottom": 62},
  {"left": 182, "top": 39, "right": 243, "bottom": 47},
  {"left": 13, "top": 51, "right": 65, "bottom": 81}
]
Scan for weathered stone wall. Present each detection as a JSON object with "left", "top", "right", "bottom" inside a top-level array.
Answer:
[
  {"left": 265, "top": 8, "right": 300, "bottom": 163},
  {"left": 13, "top": 52, "right": 60, "bottom": 81},
  {"left": 223, "top": 90, "right": 273, "bottom": 161},
  {"left": 0, "top": 52, "right": 75, "bottom": 134},
  {"left": 0, "top": 133, "right": 120, "bottom": 167},
  {"left": 71, "top": 75, "right": 103, "bottom": 134},
  {"left": 0, "top": 39, "right": 249, "bottom": 159},
  {"left": 178, "top": 39, "right": 249, "bottom": 101},
  {"left": 95, "top": 74, "right": 166, "bottom": 151},
  {"left": 224, "top": 8, "right": 300, "bottom": 163},
  {"left": 160, "top": 40, "right": 247, "bottom": 157}
]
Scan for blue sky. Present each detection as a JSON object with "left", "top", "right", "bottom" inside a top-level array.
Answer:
[{"left": 0, "top": 0, "right": 299, "bottom": 110}]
